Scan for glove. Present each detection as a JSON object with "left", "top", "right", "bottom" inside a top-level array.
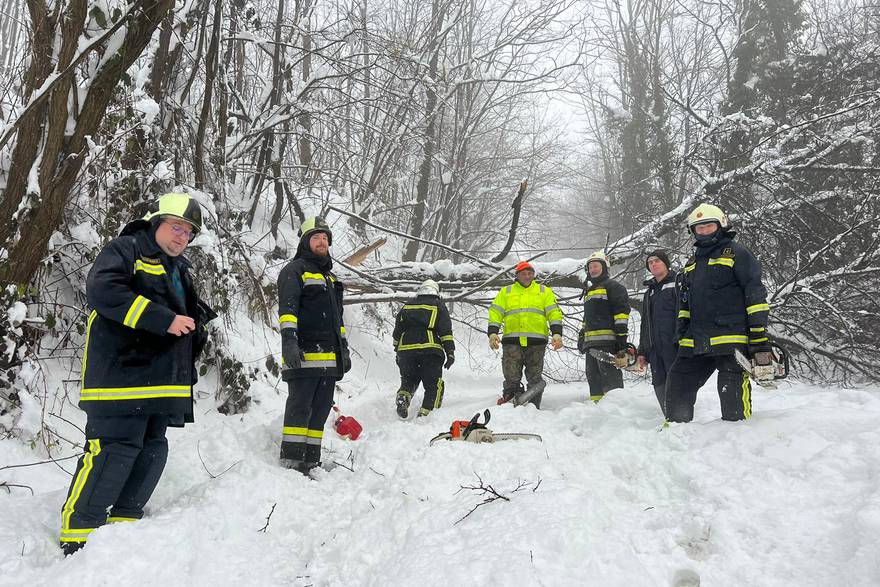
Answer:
[
  {"left": 444, "top": 353, "right": 455, "bottom": 369},
  {"left": 341, "top": 340, "right": 352, "bottom": 373},
  {"left": 551, "top": 334, "right": 563, "bottom": 351},
  {"left": 613, "top": 351, "right": 629, "bottom": 369},
  {"left": 577, "top": 330, "right": 587, "bottom": 354},
  {"left": 489, "top": 333, "right": 501, "bottom": 350},
  {"left": 282, "top": 335, "right": 302, "bottom": 369}
]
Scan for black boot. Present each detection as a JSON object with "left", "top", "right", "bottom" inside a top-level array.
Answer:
[
  {"left": 396, "top": 391, "right": 412, "bottom": 418},
  {"left": 61, "top": 542, "right": 85, "bottom": 556}
]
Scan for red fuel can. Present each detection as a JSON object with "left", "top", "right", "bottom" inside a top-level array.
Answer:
[{"left": 333, "top": 410, "right": 362, "bottom": 440}]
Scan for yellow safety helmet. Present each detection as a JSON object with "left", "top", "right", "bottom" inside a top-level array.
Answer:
[
  {"left": 686, "top": 203, "right": 729, "bottom": 230},
  {"left": 143, "top": 193, "right": 203, "bottom": 234},
  {"left": 299, "top": 216, "right": 332, "bottom": 245},
  {"left": 585, "top": 250, "right": 610, "bottom": 272}
]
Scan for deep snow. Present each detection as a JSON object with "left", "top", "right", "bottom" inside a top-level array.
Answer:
[{"left": 1, "top": 324, "right": 879, "bottom": 586}]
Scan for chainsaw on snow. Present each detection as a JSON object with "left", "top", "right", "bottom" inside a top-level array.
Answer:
[
  {"left": 734, "top": 341, "right": 789, "bottom": 389},
  {"left": 589, "top": 343, "right": 641, "bottom": 371},
  {"left": 429, "top": 409, "right": 543, "bottom": 446}
]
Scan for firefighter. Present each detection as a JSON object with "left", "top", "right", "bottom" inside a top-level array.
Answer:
[
  {"left": 637, "top": 249, "right": 679, "bottom": 416},
  {"left": 577, "top": 251, "right": 630, "bottom": 402},
  {"left": 278, "top": 216, "right": 351, "bottom": 474},
  {"left": 487, "top": 261, "right": 563, "bottom": 408},
  {"left": 665, "top": 203, "right": 770, "bottom": 422},
  {"left": 59, "top": 193, "right": 216, "bottom": 555},
  {"left": 392, "top": 279, "right": 455, "bottom": 418}
]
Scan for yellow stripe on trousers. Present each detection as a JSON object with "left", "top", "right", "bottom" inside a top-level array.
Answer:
[
  {"left": 60, "top": 439, "right": 102, "bottom": 541},
  {"left": 742, "top": 371, "right": 752, "bottom": 419}
]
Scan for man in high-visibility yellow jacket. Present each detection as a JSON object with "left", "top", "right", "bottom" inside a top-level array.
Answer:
[{"left": 488, "top": 261, "right": 564, "bottom": 408}]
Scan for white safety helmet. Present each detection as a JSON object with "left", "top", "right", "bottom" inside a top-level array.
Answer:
[
  {"left": 417, "top": 279, "right": 440, "bottom": 297},
  {"left": 585, "top": 250, "right": 610, "bottom": 272},
  {"left": 686, "top": 203, "right": 729, "bottom": 230}
]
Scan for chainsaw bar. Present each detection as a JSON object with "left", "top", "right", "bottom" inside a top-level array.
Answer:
[
  {"left": 429, "top": 432, "right": 543, "bottom": 446},
  {"left": 589, "top": 347, "right": 639, "bottom": 371}
]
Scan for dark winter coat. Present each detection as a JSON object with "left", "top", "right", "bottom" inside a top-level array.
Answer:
[
  {"left": 580, "top": 275, "right": 630, "bottom": 350},
  {"left": 80, "top": 220, "right": 216, "bottom": 425},
  {"left": 677, "top": 230, "right": 769, "bottom": 357},
  {"left": 277, "top": 240, "right": 351, "bottom": 381},
  {"left": 392, "top": 294, "right": 455, "bottom": 358},
  {"left": 638, "top": 270, "right": 679, "bottom": 367}
]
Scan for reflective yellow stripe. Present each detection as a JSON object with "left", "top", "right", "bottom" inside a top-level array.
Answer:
[
  {"left": 123, "top": 295, "right": 150, "bottom": 328},
  {"left": 303, "top": 352, "right": 336, "bottom": 361},
  {"left": 678, "top": 310, "right": 691, "bottom": 319},
  {"left": 107, "top": 517, "right": 139, "bottom": 523},
  {"left": 283, "top": 426, "right": 309, "bottom": 436},
  {"left": 340, "top": 326, "right": 346, "bottom": 334},
  {"left": 679, "top": 338, "right": 694, "bottom": 347},
  {"left": 306, "top": 429, "right": 323, "bottom": 439},
  {"left": 613, "top": 313, "right": 629, "bottom": 320},
  {"left": 708, "top": 257, "right": 735, "bottom": 268},
  {"left": 742, "top": 370, "right": 751, "bottom": 419},
  {"left": 398, "top": 342, "right": 443, "bottom": 351},
  {"left": 586, "top": 329, "right": 615, "bottom": 336},
  {"left": 402, "top": 305, "right": 438, "bottom": 328},
  {"left": 440, "top": 335, "right": 454, "bottom": 342},
  {"left": 684, "top": 263, "right": 696, "bottom": 273},
  {"left": 710, "top": 335, "right": 749, "bottom": 345},
  {"left": 749, "top": 326, "right": 765, "bottom": 332},
  {"left": 587, "top": 289, "right": 607, "bottom": 298},
  {"left": 747, "top": 303, "right": 770, "bottom": 314},
  {"left": 301, "top": 272, "right": 326, "bottom": 281},
  {"left": 279, "top": 314, "right": 298, "bottom": 324},
  {"left": 749, "top": 337, "right": 769, "bottom": 343},
  {"left": 61, "top": 439, "right": 101, "bottom": 540},
  {"left": 133, "top": 260, "right": 166, "bottom": 275},
  {"left": 80, "top": 385, "right": 191, "bottom": 401}
]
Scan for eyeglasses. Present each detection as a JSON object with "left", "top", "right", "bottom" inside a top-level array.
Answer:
[{"left": 168, "top": 223, "right": 195, "bottom": 242}]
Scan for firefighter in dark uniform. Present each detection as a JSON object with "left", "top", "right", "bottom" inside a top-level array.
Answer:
[
  {"left": 665, "top": 203, "right": 770, "bottom": 422},
  {"left": 278, "top": 216, "right": 351, "bottom": 474},
  {"left": 636, "top": 249, "right": 679, "bottom": 416},
  {"left": 393, "top": 279, "right": 455, "bottom": 418},
  {"left": 577, "top": 251, "right": 630, "bottom": 402},
  {"left": 59, "top": 193, "right": 216, "bottom": 555}
]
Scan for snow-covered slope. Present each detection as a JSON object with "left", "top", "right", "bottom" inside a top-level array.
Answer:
[{"left": 1, "top": 328, "right": 879, "bottom": 586}]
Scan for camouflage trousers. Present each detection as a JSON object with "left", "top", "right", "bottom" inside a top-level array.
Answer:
[{"left": 501, "top": 344, "right": 546, "bottom": 404}]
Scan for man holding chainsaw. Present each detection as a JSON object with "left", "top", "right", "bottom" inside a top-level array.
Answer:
[
  {"left": 578, "top": 251, "right": 632, "bottom": 402},
  {"left": 665, "top": 203, "right": 770, "bottom": 423},
  {"left": 488, "top": 261, "right": 564, "bottom": 408}
]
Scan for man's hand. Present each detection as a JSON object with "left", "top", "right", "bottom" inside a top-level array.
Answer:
[
  {"left": 489, "top": 333, "right": 501, "bottom": 350},
  {"left": 551, "top": 334, "right": 563, "bottom": 351},
  {"left": 637, "top": 355, "right": 648, "bottom": 370},
  {"left": 444, "top": 354, "right": 455, "bottom": 369},
  {"left": 167, "top": 315, "right": 196, "bottom": 336}
]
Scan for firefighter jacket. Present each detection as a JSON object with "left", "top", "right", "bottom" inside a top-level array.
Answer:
[
  {"left": 677, "top": 230, "right": 769, "bottom": 357},
  {"left": 580, "top": 275, "right": 630, "bottom": 350},
  {"left": 393, "top": 294, "right": 455, "bottom": 358},
  {"left": 637, "top": 270, "right": 679, "bottom": 366},
  {"left": 488, "top": 281, "right": 563, "bottom": 346},
  {"left": 80, "top": 220, "right": 216, "bottom": 424},
  {"left": 278, "top": 242, "right": 351, "bottom": 381}
]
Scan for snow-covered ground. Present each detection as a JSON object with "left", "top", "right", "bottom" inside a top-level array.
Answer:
[{"left": 1, "top": 329, "right": 879, "bottom": 586}]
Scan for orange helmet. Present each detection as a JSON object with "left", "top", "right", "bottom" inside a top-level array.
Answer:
[{"left": 514, "top": 261, "right": 534, "bottom": 273}]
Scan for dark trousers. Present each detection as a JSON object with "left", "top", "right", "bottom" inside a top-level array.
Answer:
[
  {"left": 649, "top": 348, "right": 676, "bottom": 416},
  {"left": 60, "top": 414, "right": 169, "bottom": 545},
  {"left": 281, "top": 376, "right": 335, "bottom": 464},
  {"left": 585, "top": 346, "right": 623, "bottom": 399},
  {"left": 502, "top": 344, "right": 546, "bottom": 406},
  {"left": 665, "top": 354, "right": 752, "bottom": 422},
  {"left": 398, "top": 353, "right": 445, "bottom": 412}
]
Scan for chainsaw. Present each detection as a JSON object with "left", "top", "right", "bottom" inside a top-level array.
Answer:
[
  {"left": 589, "top": 343, "right": 641, "bottom": 371},
  {"left": 429, "top": 409, "right": 543, "bottom": 446},
  {"left": 734, "top": 341, "right": 789, "bottom": 389}
]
